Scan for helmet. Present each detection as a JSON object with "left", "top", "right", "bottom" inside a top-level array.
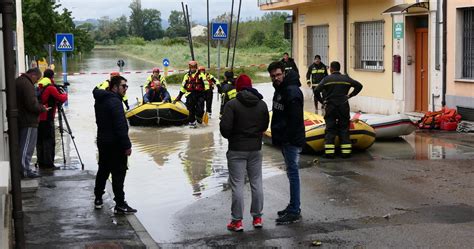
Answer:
[
  {"left": 188, "top": 61, "right": 198, "bottom": 67},
  {"left": 152, "top": 67, "right": 160, "bottom": 73},
  {"left": 110, "top": 72, "right": 120, "bottom": 77},
  {"left": 198, "top": 66, "right": 206, "bottom": 71}
]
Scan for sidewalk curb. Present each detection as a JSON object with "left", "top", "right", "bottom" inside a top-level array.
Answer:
[{"left": 104, "top": 176, "right": 159, "bottom": 249}]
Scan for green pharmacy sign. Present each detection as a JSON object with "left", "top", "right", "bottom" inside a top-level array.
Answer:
[{"left": 394, "top": 22, "right": 404, "bottom": 39}]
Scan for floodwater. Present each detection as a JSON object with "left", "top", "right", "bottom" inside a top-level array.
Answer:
[{"left": 55, "top": 50, "right": 474, "bottom": 243}]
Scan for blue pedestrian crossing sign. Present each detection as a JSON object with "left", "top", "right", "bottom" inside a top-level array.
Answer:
[
  {"left": 163, "top": 58, "right": 170, "bottom": 67},
  {"left": 212, "top": 23, "right": 228, "bottom": 40},
  {"left": 55, "top": 33, "right": 74, "bottom": 52}
]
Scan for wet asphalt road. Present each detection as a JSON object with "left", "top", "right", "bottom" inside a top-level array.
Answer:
[{"left": 53, "top": 50, "right": 474, "bottom": 247}]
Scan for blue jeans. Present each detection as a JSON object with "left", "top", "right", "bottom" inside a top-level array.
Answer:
[{"left": 281, "top": 144, "right": 302, "bottom": 214}]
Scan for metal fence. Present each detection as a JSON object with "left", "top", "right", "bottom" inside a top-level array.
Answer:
[
  {"left": 307, "top": 25, "right": 329, "bottom": 66},
  {"left": 354, "top": 21, "right": 384, "bottom": 70},
  {"left": 463, "top": 8, "right": 474, "bottom": 79}
]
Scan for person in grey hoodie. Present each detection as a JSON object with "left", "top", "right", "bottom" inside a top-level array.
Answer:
[
  {"left": 220, "top": 74, "right": 269, "bottom": 232},
  {"left": 16, "top": 68, "right": 47, "bottom": 178}
]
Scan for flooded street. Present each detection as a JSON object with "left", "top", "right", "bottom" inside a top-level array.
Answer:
[{"left": 57, "top": 50, "right": 474, "bottom": 243}]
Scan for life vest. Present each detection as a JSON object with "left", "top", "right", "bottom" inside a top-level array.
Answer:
[
  {"left": 418, "top": 107, "right": 461, "bottom": 129},
  {"left": 184, "top": 72, "right": 205, "bottom": 92}
]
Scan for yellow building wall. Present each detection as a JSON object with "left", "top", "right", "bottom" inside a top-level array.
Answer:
[
  {"left": 447, "top": 0, "right": 474, "bottom": 98},
  {"left": 346, "top": 0, "right": 397, "bottom": 100},
  {"left": 296, "top": 2, "right": 340, "bottom": 70}
]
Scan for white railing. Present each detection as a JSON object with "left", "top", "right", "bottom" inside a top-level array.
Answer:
[{"left": 258, "top": 0, "right": 283, "bottom": 7}]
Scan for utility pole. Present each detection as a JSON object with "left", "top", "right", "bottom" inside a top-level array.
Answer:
[{"left": 16, "top": 0, "right": 26, "bottom": 73}]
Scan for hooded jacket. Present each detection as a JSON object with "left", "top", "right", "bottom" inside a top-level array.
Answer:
[
  {"left": 220, "top": 88, "right": 269, "bottom": 151},
  {"left": 16, "top": 74, "right": 47, "bottom": 128},
  {"left": 93, "top": 88, "right": 131, "bottom": 150},
  {"left": 271, "top": 70, "right": 305, "bottom": 147}
]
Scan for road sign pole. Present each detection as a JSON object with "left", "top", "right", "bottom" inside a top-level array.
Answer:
[
  {"left": 217, "top": 40, "right": 221, "bottom": 81},
  {"left": 62, "top": 52, "right": 67, "bottom": 83},
  {"left": 62, "top": 52, "right": 68, "bottom": 106}
]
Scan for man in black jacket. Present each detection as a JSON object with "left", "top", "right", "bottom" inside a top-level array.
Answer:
[
  {"left": 306, "top": 55, "right": 328, "bottom": 112},
  {"left": 93, "top": 75, "right": 137, "bottom": 214},
  {"left": 220, "top": 74, "right": 269, "bottom": 231},
  {"left": 314, "top": 61, "right": 363, "bottom": 159},
  {"left": 281, "top": 52, "right": 299, "bottom": 76},
  {"left": 268, "top": 61, "right": 305, "bottom": 225}
]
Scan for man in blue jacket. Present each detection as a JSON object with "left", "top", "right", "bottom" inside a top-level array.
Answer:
[
  {"left": 268, "top": 61, "right": 305, "bottom": 225},
  {"left": 93, "top": 75, "right": 137, "bottom": 214}
]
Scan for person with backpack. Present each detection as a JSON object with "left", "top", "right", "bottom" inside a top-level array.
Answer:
[{"left": 36, "top": 69, "right": 68, "bottom": 170}]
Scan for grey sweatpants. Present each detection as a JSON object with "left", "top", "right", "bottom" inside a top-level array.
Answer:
[
  {"left": 227, "top": 150, "right": 263, "bottom": 220},
  {"left": 19, "top": 127, "right": 38, "bottom": 175}
]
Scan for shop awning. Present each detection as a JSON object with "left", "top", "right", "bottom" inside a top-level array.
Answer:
[{"left": 382, "top": 2, "right": 429, "bottom": 15}]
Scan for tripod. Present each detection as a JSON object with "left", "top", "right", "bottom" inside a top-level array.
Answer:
[{"left": 57, "top": 105, "right": 85, "bottom": 170}]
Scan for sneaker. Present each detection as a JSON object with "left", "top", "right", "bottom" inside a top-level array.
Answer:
[
  {"left": 114, "top": 202, "right": 137, "bottom": 214},
  {"left": 227, "top": 220, "right": 243, "bottom": 232},
  {"left": 208, "top": 113, "right": 212, "bottom": 118},
  {"left": 275, "top": 212, "right": 301, "bottom": 225},
  {"left": 24, "top": 172, "right": 41, "bottom": 179},
  {"left": 277, "top": 207, "right": 289, "bottom": 217},
  {"left": 188, "top": 122, "right": 197, "bottom": 128},
  {"left": 94, "top": 198, "right": 103, "bottom": 209},
  {"left": 253, "top": 217, "right": 263, "bottom": 228}
]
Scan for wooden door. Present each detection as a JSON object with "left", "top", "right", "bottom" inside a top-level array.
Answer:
[{"left": 415, "top": 28, "right": 429, "bottom": 112}]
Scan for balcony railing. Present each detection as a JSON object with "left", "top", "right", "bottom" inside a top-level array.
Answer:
[{"left": 258, "top": 0, "right": 283, "bottom": 7}]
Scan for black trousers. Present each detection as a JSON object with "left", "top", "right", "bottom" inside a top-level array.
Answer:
[
  {"left": 312, "top": 86, "right": 319, "bottom": 111},
  {"left": 324, "top": 102, "right": 351, "bottom": 148},
  {"left": 205, "top": 89, "right": 213, "bottom": 113},
  {"left": 36, "top": 120, "right": 56, "bottom": 168},
  {"left": 94, "top": 143, "right": 128, "bottom": 205},
  {"left": 185, "top": 91, "right": 205, "bottom": 123}
]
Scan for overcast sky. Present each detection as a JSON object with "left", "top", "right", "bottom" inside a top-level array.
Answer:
[{"left": 58, "top": 0, "right": 279, "bottom": 23}]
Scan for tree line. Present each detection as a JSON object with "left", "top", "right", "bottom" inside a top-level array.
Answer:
[{"left": 21, "top": 0, "right": 290, "bottom": 60}]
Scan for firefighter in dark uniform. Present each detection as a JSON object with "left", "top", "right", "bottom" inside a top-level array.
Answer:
[
  {"left": 314, "top": 61, "right": 363, "bottom": 159},
  {"left": 306, "top": 55, "right": 328, "bottom": 112},
  {"left": 281, "top": 52, "right": 299, "bottom": 76},
  {"left": 174, "top": 61, "right": 209, "bottom": 128},
  {"left": 218, "top": 71, "right": 237, "bottom": 117}
]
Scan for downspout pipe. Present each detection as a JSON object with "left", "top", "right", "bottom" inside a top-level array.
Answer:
[
  {"left": 442, "top": 0, "right": 447, "bottom": 106},
  {"left": 435, "top": 0, "right": 441, "bottom": 70},
  {"left": 2, "top": 0, "right": 27, "bottom": 247},
  {"left": 343, "top": 0, "right": 348, "bottom": 74}
]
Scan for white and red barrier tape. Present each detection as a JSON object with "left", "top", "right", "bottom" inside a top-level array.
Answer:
[{"left": 62, "top": 64, "right": 269, "bottom": 76}]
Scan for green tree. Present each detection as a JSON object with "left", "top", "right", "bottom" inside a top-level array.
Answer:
[
  {"left": 22, "top": 0, "right": 58, "bottom": 57},
  {"left": 129, "top": 0, "right": 144, "bottom": 37},
  {"left": 142, "top": 9, "right": 164, "bottom": 41},
  {"left": 166, "top": 10, "right": 187, "bottom": 38},
  {"left": 22, "top": 0, "right": 94, "bottom": 58},
  {"left": 113, "top": 15, "right": 129, "bottom": 39}
]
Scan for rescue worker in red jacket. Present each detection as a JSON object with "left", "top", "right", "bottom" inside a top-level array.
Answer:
[
  {"left": 36, "top": 69, "right": 68, "bottom": 169},
  {"left": 173, "top": 61, "right": 209, "bottom": 128},
  {"left": 198, "top": 66, "right": 220, "bottom": 118}
]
